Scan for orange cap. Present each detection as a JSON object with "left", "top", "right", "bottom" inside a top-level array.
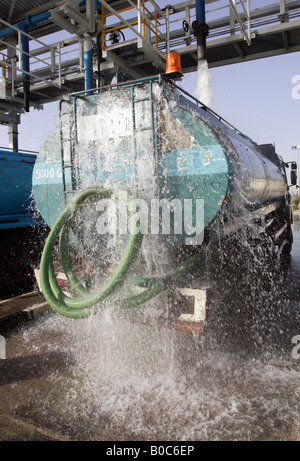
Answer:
[{"left": 165, "top": 52, "right": 183, "bottom": 77}]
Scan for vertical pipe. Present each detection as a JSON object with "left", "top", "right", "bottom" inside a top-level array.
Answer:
[
  {"left": 19, "top": 23, "right": 29, "bottom": 77},
  {"left": 58, "top": 42, "right": 62, "bottom": 87},
  {"left": 230, "top": 0, "right": 236, "bottom": 35},
  {"left": 195, "top": 0, "right": 206, "bottom": 23},
  {"left": 247, "top": 0, "right": 251, "bottom": 43},
  {"left": 165, "top": 6, "right": 170, "bottom": 54},
  {"left": 184, "top": 6, "right": 191, "bottom": 45},
  {"left": 280, "top": 0, "right": 286, "bottom": 15},
  {"left": 192, "top": 0, "right": 209, "bottom": 62},
  {"left": 8, "top": 123, "right": 19, "bottom": 151},
  {"left": 83, "top": 37, "right": 93, "bottom": 91},
  {"left": 18, "top": 22, "right": 30, "bottom": 112}
]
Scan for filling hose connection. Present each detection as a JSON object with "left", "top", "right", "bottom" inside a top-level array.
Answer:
[{"left": 39, "top": 186, "right": 205, "bottom": 319}]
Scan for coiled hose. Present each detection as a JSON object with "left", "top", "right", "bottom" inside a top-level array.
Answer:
[{"left": 40, "top": 186, "right": 205, "bottom": 318}]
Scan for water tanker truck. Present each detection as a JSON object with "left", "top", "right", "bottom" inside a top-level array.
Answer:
[{"left": 32, "top": 76, "right": 296, "bottom": 332}]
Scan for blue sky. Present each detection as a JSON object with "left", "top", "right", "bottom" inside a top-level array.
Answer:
[
  {"left": 13, "top": 49, "right": 299, "bottom": 166},
  {"left": 182, "top": 51, "right": 300, "bottom": 165}
]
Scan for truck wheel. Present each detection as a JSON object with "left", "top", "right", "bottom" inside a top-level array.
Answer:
[
  {"left": 278, "top": 206, "right": 293, "bottom": 268},
  {"left": 278, "top": 234, "right": 293, "bottom": 268}
]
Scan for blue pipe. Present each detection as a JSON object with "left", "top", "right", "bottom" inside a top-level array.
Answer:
[
  {"left": 0, "top": 1, "right": 100, "bottom": 96},
  {"left": 196, "top": 0, "right": 206, "bottom": 24},
  {"left": 0, "top": 12, "right": 51, "bottom": 39},
  {"left": 18, "top": 22, "right": 30, "bottom": 111},
  {"left": 18, "top": 22, "right": 30, "bottom": 78},
  {"left": 83, "top": 40, "right": 93, "bottom": 91},
  {"left": 84, "top": 50, "right": 93, "bottom": 91},
  {"left": 26, "top": 12, "right": 52, "bottom": 29},
  {"left": 0, "top": 1, "right": 101, "bottom": 39},
  {"left": 193, "top": 0, "right": 208, "bottom": 61}
]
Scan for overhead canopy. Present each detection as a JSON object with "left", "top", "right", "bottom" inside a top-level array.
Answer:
[{"left": 0, "top": 1, "right": 300, "bottom": 111}]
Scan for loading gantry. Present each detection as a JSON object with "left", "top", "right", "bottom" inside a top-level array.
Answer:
[{"left": 0, "top": 0, "right": 300, "bottom": 149}]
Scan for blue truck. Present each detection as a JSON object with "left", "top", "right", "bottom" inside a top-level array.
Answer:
[{"left": 0, "top": 148, "right": 45, "bottom": 297}]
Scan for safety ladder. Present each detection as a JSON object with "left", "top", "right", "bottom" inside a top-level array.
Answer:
[
  {"left": 130, "top": 80, "right": 158, "bottom": 176},
  {"left": 59, "top": 100, "right": 78, "bottom": 206}
]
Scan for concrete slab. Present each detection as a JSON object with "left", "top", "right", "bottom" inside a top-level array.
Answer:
[{"left": 0, "top": 220, "right": 299, "bottom": 441}]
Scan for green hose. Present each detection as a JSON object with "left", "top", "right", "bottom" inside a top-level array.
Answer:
[
  {"left": 40, "top": 185, "right": 205, "bottom": 319},
  {"left": 40, "top": 186, "right": 143, "bottom": 318},
  {"left": 122, "top": 252, "right": 205, "bottom": 310}
]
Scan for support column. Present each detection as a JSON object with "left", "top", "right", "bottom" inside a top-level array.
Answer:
[
  {"left": 184, "top": 6, "right": 191, "bottom": 45},
  {"left": 8, "top": 122, "right": 19, "bottom": 151},
  {"left": 6, "top": 36, "right": 17, "bottom": 101},
  {"left": 230, "top": 0, "right": 236, "bottom": 35},
  {"left": 279, "top": 0, "right": 289, "bottom": 22}
]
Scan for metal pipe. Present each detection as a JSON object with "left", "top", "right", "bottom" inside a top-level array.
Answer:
[
  {"left": 18, "top": 22, "right": 30, "bottom": 112},
  {"left": 83, "top": 37, "right": 94, "bottom": 91},
  {"left": 18, "top": 23, "right": 30, "bottom": 77},
  {"left": 26, "top": 11, "right": 52, "bottom": 29},
  {"left": 0, "top": 11, "right": 51, "bottom": 39},
  {"left": 192, "top": 0, "right": 209, "bottom": 62},
  {"left": 69, "top": 74, "right": 161, "bottom": 98},
  {"left": 196, "top": 0, "right": 206, "bottom": 23},
  {"left": 165, "top": 5, "right": 170, "bottom": 54}
]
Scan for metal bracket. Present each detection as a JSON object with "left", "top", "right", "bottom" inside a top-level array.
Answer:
[{"left": 177, "top": 287, "right": 207, "bottom": 322}]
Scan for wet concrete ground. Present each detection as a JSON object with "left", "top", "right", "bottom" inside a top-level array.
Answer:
[{"left": 0, "top": 220, "right": 300, "bottom": 441}]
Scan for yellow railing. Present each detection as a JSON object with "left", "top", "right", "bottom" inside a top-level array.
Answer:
[
  {"left": 101, "top": 0, "right": 164, "bottom": 51},
  {"left": 101, "top": 3, "right": 136, "bottom": 50},
  {"left": 142, "top": 1, "right": 162, "bottom": 49}
]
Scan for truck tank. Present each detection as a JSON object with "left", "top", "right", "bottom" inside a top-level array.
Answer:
[
  {"left": 0, "top": 148, "right": 44, "bottom": 296},
  {"left": 32, "top": 76, "right": 293, "bottom": 323}
]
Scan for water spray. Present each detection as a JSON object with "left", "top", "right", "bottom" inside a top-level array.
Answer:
[
  {"left": 39, "top": 185, "right": 205, "bottom": 319},
  {"left": 192, "top": 0, "right": 212, "bottom": 106},
  {"left": 33, "top": 76, "right": 293, "bottom": 331}
]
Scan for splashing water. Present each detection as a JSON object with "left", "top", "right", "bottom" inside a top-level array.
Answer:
[
  {"left": 21, "top": 79, "right": 300, "bottom": 441},
  {"left": 3, "top": 297, "right": 300, "bottom": 441},
  {"left": 194, "top": 59, "right": 213, "bottom": 107}
]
